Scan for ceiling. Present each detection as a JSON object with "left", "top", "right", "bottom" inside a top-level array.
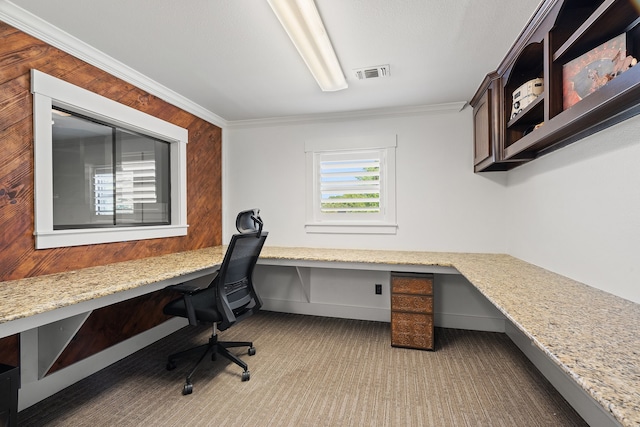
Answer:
[{"left": 7, "top": 0, "right": 543, "bottom": 123}]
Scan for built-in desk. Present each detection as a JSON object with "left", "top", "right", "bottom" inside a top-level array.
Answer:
[
  {"left": 0, "top": 246, "right": 227, "bottom": 410},
  {"left": 0, "top": 247, "right": 226, "bottom": 339},
  {"left": 1, "top": 246, "right": 638, "bottom": 427}
]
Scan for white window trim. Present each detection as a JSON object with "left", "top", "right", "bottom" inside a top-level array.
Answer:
[
  {"left": 305, "top": 135, "right": 397, "bottom": 234},
  {"left": 31, "top": 69, "right": 188, "bottom": 249}
]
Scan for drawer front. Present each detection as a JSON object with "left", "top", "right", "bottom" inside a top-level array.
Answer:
[
  {"left": 391, "top": 295, "right": 433, "bottom": 313},
  {"left": 390, "top": 312, "right": 434, "bottom": 350},
  {"left": 391, "top": 275, "right": 433, "bottom": 295}
]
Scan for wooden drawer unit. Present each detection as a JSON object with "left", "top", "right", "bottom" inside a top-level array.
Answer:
[{"left": 390, "top": 273, "right": 434, "bottom": 350}]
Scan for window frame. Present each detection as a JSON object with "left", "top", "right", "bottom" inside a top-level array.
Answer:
[
  {"left": 31, "top": 69, "right": 188, "bottom": 249},
  {"left": 305, "top": 135, "right": 397, "bottom": 234}
]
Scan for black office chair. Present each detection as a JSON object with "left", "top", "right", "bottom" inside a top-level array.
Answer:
[{"left": 163, "top": 209, "right": 267, "bottom": 395}]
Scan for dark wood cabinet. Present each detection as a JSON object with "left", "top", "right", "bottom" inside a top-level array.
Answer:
[
  {"left": 390, "top": 273, "right": 434, "bottom": 350},
  {"left": 472, "top": 75, "right": 495, "bottom": 171},
  {"left": 471, "top": 73, "right": 530, "bottom": 172},
  {"left": 472, "top": 0, "right": 640, "bottom": 171}
]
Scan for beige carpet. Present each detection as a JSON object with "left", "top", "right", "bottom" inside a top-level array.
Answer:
[{"left": 19, "top": 311, "right": 587, "bottom": 426}]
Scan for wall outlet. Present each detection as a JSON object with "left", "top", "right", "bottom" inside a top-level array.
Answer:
[{"left": 375, "top": 284, "right": 382, "bottom": 295}]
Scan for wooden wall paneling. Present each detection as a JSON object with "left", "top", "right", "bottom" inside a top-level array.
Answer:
[
  {"left": 46, "top": 289, "right": 181, "bottom": 375},
  {"left": 0, "top": 21, "right": 222, "bottom": 357},
  {"left": 186, "top": 118, "right": 222, "bottom": 247},
  {"left": 0, "top": 21, "right": 222, "bottom": 281}
]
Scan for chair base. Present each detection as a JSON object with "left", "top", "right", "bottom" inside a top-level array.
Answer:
[{"left": 166, "top": 331, "right": 255, "bottom": 395}]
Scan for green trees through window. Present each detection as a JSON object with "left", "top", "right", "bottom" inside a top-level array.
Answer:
[{"left": 320, "top": 162, "right": 380, "bottom": 213}]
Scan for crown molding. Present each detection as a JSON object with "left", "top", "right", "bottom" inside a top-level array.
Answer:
[
  {"left": 226, "top": 101, "right": 468, "bottom": 129},
  {"left": 0, "top": 0, "right": 227, "bottom": 128}
]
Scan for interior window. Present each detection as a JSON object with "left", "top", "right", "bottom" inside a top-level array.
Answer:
[
  {"left": 32, "top": 69, "right": 188, "bottom": 249},
  {"left": 52, "top": 108, "right": 171, "bottom": 229}
]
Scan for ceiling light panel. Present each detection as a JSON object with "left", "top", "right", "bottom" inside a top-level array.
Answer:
[{"left": 267, "top": 0, "right": 348, "bottom": 92}]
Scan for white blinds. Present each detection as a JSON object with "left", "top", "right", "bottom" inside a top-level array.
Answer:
[
  {"left": 94, "top": 157, "right": 157, "bottom": 216},
  {"left": 319, "top": 154, "right": 381, "bottom": 214}
]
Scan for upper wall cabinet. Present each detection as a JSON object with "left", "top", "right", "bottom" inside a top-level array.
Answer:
[
  {"left": 472, "top": 0, "right": 640, "bottom": 172},
  {"left": 471, "top": 73, "right": 500, "bottom": 171}
]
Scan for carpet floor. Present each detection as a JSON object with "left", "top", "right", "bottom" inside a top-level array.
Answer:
[{"left": 18, "top": 311, "right": 588, "bottom": 426}]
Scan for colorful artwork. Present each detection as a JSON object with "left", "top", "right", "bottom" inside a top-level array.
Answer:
[{"left": 562, "top": 34, "right": 630, "bottom": 110}]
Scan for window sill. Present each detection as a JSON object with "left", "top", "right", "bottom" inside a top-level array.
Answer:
[
  {"left": 34, "top": 225, "right": 189, "bottom": 249},
  {"left": 305, "top": 223, "right": 397, "bottom": 235}
]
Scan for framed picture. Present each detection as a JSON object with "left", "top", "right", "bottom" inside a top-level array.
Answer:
[{"left": 562, "top": 34, "right": 626, "bottom": 110}]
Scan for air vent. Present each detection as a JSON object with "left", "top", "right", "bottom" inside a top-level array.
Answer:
[{"left": 354, "top": 64, "right": 390, "bottom": 80}]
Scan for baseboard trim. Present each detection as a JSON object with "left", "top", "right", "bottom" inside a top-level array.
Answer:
[
  {"left": 505, "top": 322, "right": 621, "bottom": 427},
  {"left": 262, "top": 298, "right": 506, "bottom": 332},
  {"left": 18, "top": 317, "right": 187, "bottom": 411},
  {"left": 262, "top": 298, "right": 390, "bottom": 322}
]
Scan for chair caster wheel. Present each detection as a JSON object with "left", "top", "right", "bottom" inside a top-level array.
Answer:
[
  {"left": 248, "top": 346, "right": 256, "bottom": 356},
  {"left": 182, "top": 382, "right": 193, "bottom": 395},
  {"left": 241, "top": 371, "right": 250, "bottom": 381},
  {"left": 166, "top": 361, "right": 177, "bottom": 371}
]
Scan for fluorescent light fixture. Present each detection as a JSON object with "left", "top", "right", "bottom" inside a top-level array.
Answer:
[{"left": 267, "top": 0, "right": 348, "bottom": 92}]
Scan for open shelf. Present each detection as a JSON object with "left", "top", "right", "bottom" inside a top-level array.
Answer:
[
  {"left": 553, "top": 0, "right": 637, "bottom": 62},
  {"left": 504, "top": 63, "right": 640, "bottom": 159},
  {"left": 507, "top": 94, "right": 544, "bottom": 129}
]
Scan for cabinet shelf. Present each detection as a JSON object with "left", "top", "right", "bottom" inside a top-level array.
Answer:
[
  {"left": 504, "top": 63, "right": 640, "bottom": 159},
  {"left": 553, "top": 0, "right": 637, "bottom": 62},
  {"left": 507, "top": 94, "right": 544, "bottom": 129}
]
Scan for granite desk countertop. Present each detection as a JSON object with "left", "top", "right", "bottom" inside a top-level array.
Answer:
[
  {"left": 0, "top": 246, "right": 226, "bottom": 324},
  {"left": 1, "top": 245, "right": 638, "bottom": 426}
]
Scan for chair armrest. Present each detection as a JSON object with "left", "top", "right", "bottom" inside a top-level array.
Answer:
[
  {"left": 165, "top": 286, "right": 197, "bottom": 325},
  {"left": 167, "top": 271, "right": 218, "bottom": 294},
  {"left": 166, "top": 272, "right": 218, "bottom": 326},
  {"left": 167, "top": 284, "right": 203, "bottom": 324},
  {"left": 166, "top": 283, "right": 205, "bottom": 294}
]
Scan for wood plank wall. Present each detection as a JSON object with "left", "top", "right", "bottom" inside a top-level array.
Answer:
[{"left": 0, "top": 22, "right": 223, "bottom": 369}]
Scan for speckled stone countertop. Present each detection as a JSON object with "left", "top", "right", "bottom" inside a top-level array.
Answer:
[
  {"left": 0, "top": 246, "right": 226, "bottom": 324},
  {"left": 260, "top": 246, "right": 640, "bottom": 427},
  {"left": 1, "top": 245, "right": 638, "bottom": 426}
]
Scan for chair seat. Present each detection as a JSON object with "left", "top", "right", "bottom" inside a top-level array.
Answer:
[{"left": 163, "top": 286, "right": 223, "bottom": 324}]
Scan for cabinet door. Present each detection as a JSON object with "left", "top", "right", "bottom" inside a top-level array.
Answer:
[
  {"left": 391, "top": 311, "right": 434, "bottom": 350},
  {"left": 471, "top": 75, "right": 506, "bottom": 172},
  {"left": 473, "top": 87, "right": 492, "bottom": 166},
  {"left": 391, "top": 275, "right": 433, "bottom": 295}
]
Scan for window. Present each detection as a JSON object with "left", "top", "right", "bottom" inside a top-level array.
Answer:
[
  {"left": 32, "top": 70, "right": 188, "bottom": 249},
  {"left": 318, "top": 151, "right": 381, "bottom": 216},
  {"left": 52, "top": 108, "right": 171, "bottom": 229},
  {"left": 305, "top": 135, "right": 397, "bottom": 234}
]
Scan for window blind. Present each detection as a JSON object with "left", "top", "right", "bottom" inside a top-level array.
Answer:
[{"left": 319, "top": 157, "right": 380, "bottom": 214}]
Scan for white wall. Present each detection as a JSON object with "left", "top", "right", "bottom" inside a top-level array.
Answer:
[
  {"left": 505, "top": 114, "right": 640, "bottom": 304},
  {"left": 253, "top": 264, "right": 506, "bottom": 331},
  {"left": 224, "top": 107, "right": 508, "bottom": 253},
  {"left": 224, "top": 105, "right": 640, "bottom": 305}
]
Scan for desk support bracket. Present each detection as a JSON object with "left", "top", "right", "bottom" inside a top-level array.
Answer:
[
  {"left": 295, "top": 266, "right": 311, "bottom": 303},
  {"left": 37, "top": 311, "right": 92, "bottom": 379},
  {"left": 20, "top": 311, "right": 93, "bottom": 384}
]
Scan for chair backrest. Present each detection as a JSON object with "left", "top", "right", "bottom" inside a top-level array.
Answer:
[{"left": 215, "top": 230, "right": 268, "bottom": 331}]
